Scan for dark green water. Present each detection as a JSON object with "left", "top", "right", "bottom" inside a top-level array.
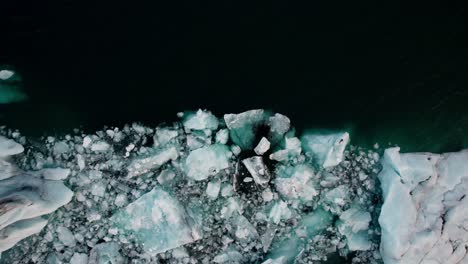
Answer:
[{"left": 2, "top": 1, "right": 468, "bottom": 153}]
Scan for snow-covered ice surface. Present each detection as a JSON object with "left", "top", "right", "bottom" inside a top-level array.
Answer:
[
  {"left": 378, "top": 147, "right": 468, "bottom": 264},
  {"left": 0, "top": 109, "right": 465, "bottom": 264}
]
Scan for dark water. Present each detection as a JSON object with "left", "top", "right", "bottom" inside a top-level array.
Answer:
[{"left": 2, "top": 1, "right": 468, "bottom": 153}]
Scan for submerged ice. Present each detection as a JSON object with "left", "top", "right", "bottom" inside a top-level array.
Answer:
[{"left": 0, "top": 109, "right": 466, "bottom": 264}]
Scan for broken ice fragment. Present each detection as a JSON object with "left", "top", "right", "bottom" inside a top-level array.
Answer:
[
  {"left": 268, "top": 200, "right": 292, "bottom": 224},
  {"left": 88, "top": 242, "right": 124, "bottom": 264},
  {"left": 213, "top": 248, "right": 244, "bottom": 263},
  {"left": 90, "top": 141, "right": 110, "bottom": 152},
  {"left": 265, "top": 208, "right": 333, "bottom": 263},
  {"left": 127, "top": 145, "right": 178, "bottom": 178},
  {"left": 232, "top": 214, "right": 259, "bottom": 242},
  {"left": 254, "top": 137, "right": 271, "bottom": 155},
  {"left": 274, "top": 164, "right": 319, "bottom": 201},
  {"left": 224, "top": 109, "right": 268, "bottom": 150},
  {"left": 184, "top": 144, "right": 230, "bottom": 181},
  {"left": 57, "top": 226, "right": 76, "bottom": 247},
  {"left": 0, "top": 70, "right": 14, "bottom": 80},
  {"left": 242, "top": 156, "right": 271, "bottom": 187},
  {"left": 336, "top": 204, "right": 372, "bottom": 251},
  {"left": 153, "top": 127, "right": 179, "bottom": 147},
  {"left": 183, "top": 109, "right": 219, "bottom": 131},
  {"left": 70, "top": 253, "right": 88, "bottom": 264},
  {"left": 269, "top": 137, "right": 301, "bottom": 162},
  {"left": 267, "top": 113, "right": 291, "bottom": 145},
  {"left": 156, "top": 168, "right": 176, "bottom": 185},
  {"left": 301, "top": 131, "right": 349, "bottom": 168},
  {"left": 215, "top": 129, "right": 229, "bottom": 145},
  {"left": 206, "top": 178, "right": 221, "bottom": 199},
  {"left": 111, "top": 187, "right": 202, "bottom": 255}
]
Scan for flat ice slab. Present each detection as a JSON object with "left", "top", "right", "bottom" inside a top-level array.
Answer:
[{"left": 111, "top": 187, "right": 202, "bottom": 255}]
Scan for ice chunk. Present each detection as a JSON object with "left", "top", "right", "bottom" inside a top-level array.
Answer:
[
  {"left": 127, "top": 145, "right": 178, "bottom": 178},
  {"left": 184, "top": 144, "right": 230, "bottom": 181},
  {"left": 206, "top": 178, "right": 221, "bottom": 199},
  {"left": 268, "top": 113, "right": 291, "bottom": 145},
  {"left": 213, "top": 248, "right": 244, "bottom": 263},
  {"left": 156, "top": 168, "right": 176, "bottom": 185},
  {"left": 274, "top": 164, "right": 318, "bottom": 201},
  {"left": 91, "top": 141, "right": 110, "bottom": 152},
  {"left": 88, "top": 242, "right": 124, "bottom": 264},
  {"left": 153, "top": 127, "right": 178, "bottom": 147},
  {"left": 111, "top": 187, "right": 202, "bottom": 255},
  {"left": 265, "top": 208, "right": 333, "bottom": 263},
  {"left": 0, "top": 217, "right": 48, "bottom": 253},
  {"left": 215, "top": 129, "right": 229, "bottom": 145},
  {"left": 242, "top": 156, "right": 271, "bottom": 187},
  {"left": 57, "top": 226, "right": 76, "bottom": 247},
  {"left": 337, "top": 205, "right": 372, "bottom": 251},
  {"left": 232, "top": 214, "right": 259, "bottom": 242},
  {"left": 70, "top": 253, "right": 88, "bottom": 264},
  {"left": 269, "top": 137, "right": 301, "bottom": 162},
  {"left": 301, "top": 131, "right": 349, "bottom": 168},
  {"left": 254, "top": 137, "right": 271, "bottom": 155},
  {"left": 0, "top": 70, "right": 14, "bottom": 80},
  {"left": 224, "top": 109, "right": 267, "bottom": 150},
  {"left": 183, "top": 109, "right": 219, "bottom": 131},
  {"left": 268, "top": 200, "right": 292, "bottom": 224},
  {"left": 0, "top": 136, "right": 24, "bottom": 157}
]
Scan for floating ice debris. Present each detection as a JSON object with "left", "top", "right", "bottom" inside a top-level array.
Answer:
[
  {"left": 267, "top": 113, "right": 291, "bottom": 145},
  {"left": 88, "top": 242, "right": 124, "bottom": 264},
  {"left": 274, "top": 164, "right": 319, "bottom": 201},
  {"left": 206, "top": 178, "right": 221, "bottom": 199},
  {"left": 154, "top": 127, "right": 179, "bottom": 147},
  {"left": 242, "top": 156, "right": 271, "bottom": 187},
  {"left": 127, "top": 145, "right": 178, "bottom": 178},
  {"left": 1, "top": 109, "right": 467, "bottom": 264},
  {"left": 269, "top": 137, "right": 301, "bottom": 162},
  {"left": 183, "top": 109, "right": 219, "bottom": 131},
  {"left": 301, "top": 131, "right": 350, "bottom": 168},
  {"left": 184, "top": 144, "right": 230, "bottom": 181},
  {"left": 378, "top": 147, "right": 468, "bottom": 264},
  {"left": 337, "top": 204, "right": 372, "bottom": 251},
  {"left": 111, "top": 187, "right": 202, "bottom": 256},
  {"left": 254, "top": 137, "right": 271, "bottom": 155},
  {"left": 0, "top": 70, "right": 14, "bottom": 80}
]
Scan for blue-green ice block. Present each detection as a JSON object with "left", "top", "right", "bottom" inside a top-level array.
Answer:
[{"left": 111, "top": 187, "right": 202, "bottom": 256}]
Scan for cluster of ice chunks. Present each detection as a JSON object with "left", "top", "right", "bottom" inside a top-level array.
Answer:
[
  {"left": 1, "top": 108, "right": 466, "bottom": 264},
  {"left": 378, "top": 147, "right": 468, "bottom": 264},
  {"left": 0, "top": 136, "right": 73, "bottom": 256}
]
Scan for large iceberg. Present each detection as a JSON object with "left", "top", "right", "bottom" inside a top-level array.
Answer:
[{"left": 378, "top": 147, "right": 468, "bottom": 264}]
